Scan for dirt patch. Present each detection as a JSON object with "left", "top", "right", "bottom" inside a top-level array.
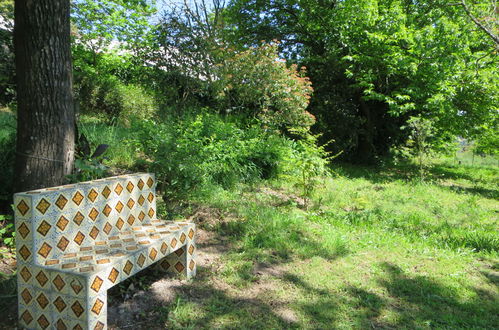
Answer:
[
  {"left": 256, "top": 187, "right": 306, "bottom": 208},
  {"left": 0, "top": 250, "right": 16, "bottom": 276}
]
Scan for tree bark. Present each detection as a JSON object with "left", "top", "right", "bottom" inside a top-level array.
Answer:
[
  {"left": 355, "top": 96, "right": 376, "bottom": 164},
  {"left": 14, "top": 0, "right": 75, "bottom": 192}
]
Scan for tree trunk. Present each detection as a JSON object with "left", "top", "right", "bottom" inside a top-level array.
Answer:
[
  {"left": 356, "top": 96, "right": 376, "bottom": 164},
  {"left": 14, "top": 0, "right": 75, "bottom": 192}
]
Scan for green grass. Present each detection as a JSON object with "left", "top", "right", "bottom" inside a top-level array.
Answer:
[
  {"left": 78, "top": 116, "right": 142, "bottom": 170},
  {"left": 161, "top": 161, "right": 498, "bottom": 329},
  {"left": 1, "top": 113, "right": 497, "bottom": 328}
]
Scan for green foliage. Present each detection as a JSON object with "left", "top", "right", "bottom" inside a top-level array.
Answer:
[
  {"left": 72, "top": 0, "right": 156, "bottom": 49},
  {"left": 135, "top": 113, "right": 295, "bottom": 202},
  {"left": 0, "top": 111, "right": 15, "bottom": 210},
  {"left": 168, "top": 159, "right": 498, "bottom": 329},
  {"left": 280, "top": 128, "right": 334, "bottom": 208},
  {"left": 396, "top": 116, "right": 436, "bottom": 181},
  {"left": 0, "top": 215, "right": 14, "bottom": 249},
  {"left": 74, "top": 47, "right": 158, "bottom": 124},
  {"left": 68, "top": 158, "right": 109, "bottom": 183},
  {"left": 226, "top": 0, "right": 499, "bottom": 161},
  {"left": 475, "top": 126, "right": 499, "bottom": 156},
  {"left": 77, "top": 116, "right": 140, "bottom": 169},
  {"left": 215, "top": 43, "right": 315, "bottom": 129},
  {"left": 0, "top": 0, "right": 14, "bottom": 106}
]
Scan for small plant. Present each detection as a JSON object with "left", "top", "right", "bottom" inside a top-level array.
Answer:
[
  {"left": 68, "top": 129, "right": 109, "bottom": 182},
  {"left": 0, "top": 215, "right": 15, "bottom": 249},
  {"left": 282, "top": 128, "right": 339, "bottom": 209},
  {"left": 397, "top": 116, "right": 435, "bottom": 181}
]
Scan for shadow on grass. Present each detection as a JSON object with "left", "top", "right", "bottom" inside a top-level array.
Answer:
[
  {"left": 334, "top": 162, "right": 498, "bottom": 200},
  {"left": 273, "top": 262, "right": 498, "bottom": 329},
  {"left": 374, "top": 262, "right": 498, "bottom": 328},
  {"left": 0, "top": 272, "right": 17, "bottom": 328},
  {"left": 106, "top": 263, "right": 301, "bottom": 329}
]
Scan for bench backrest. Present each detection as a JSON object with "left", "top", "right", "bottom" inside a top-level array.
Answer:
[{"left": 14, "top": 173, "right": 157, "bottom": 265}]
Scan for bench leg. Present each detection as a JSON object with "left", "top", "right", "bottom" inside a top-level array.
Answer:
[
  {"left": 18, "top": 279, "right": 108, "bottom": 330},
  {"left": 158, "top": 240, "right": 196, "bottom": 279}
]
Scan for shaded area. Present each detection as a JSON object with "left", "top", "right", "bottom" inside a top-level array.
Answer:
[
  {"left": 334, "top": 162, "right": 499, "bottom": 200},
  {"left": 276, "top": 262, "right": 499, "bottom": 329}
]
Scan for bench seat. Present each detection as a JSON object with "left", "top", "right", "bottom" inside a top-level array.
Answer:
[{"left": 14, "top": 173, "right": 196, "bottom": 330}]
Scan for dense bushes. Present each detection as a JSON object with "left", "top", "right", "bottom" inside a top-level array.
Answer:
[
  {"left": 134, "top": 114, "right": 295, "bottom": 201},
  {"left": 0, "top": 111, "right": 15, "bottom": 213},
  {"left": 73, "top": 47, "right": 158, "bottom": 125},
  {"left": 213, "top": 43, "right": 315, "bottom": 129}
]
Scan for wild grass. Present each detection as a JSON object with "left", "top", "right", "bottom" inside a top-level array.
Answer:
[
  {"left": 78, "top": 116, "right": 141, "bottom": 170},
  {"left": 164, "top": 160, "right": 498, "bottom": 329}
]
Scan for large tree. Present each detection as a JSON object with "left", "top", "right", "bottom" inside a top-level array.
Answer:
[
  {"left": 226, "top": 0, "right": 498, "bottom": 162},
  {"left": 14, "top": 0, "right": 75, "bottom": 191}
]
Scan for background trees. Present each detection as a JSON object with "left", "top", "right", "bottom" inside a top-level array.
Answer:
[
  {"left": 0, "top": 0, "right": 496, "bottom": 199},
  {"left": 225, "top": 0, "right": 498, "bottom": 162}
]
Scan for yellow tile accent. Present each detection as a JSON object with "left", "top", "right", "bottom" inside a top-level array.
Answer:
[
  {"left": 175, "top": 262, "right": 185, "bottom": 273},
  {"left": 74, "top": 232, "right": 85, "bottom": 245},
  {"left": 170, "top": 238, "right": 177, "bottom": 248},
  {"left": 54, "top": 296, "right": 67, "bottom": 312},
  {"left": 72, "top": 191, "right": 84, "bottom": 205},
  {"left": 70, "top": 279, "right": 83, "bottom": 294},
  {"left": 19, "top": 266, "right": 32, "bottom": 282},
  {"left": 21, "top": 310, "right": 34, "bottom": 325},
  {"left": 73, "top": 211, "right": 85, "bottom": 225},
  {"left": 37, "top": 242, "right": 52, "bottom": 258},
  {"left": 108, "top": 268, "right": 119, "bottom": 283},
  {"left": 57, "top": 236, "right": 69, "bottom": 251},
  {"left": 17, "top": 200, "right": 30, "bottom": 216},
  {"left": 123, "top": 260, "right": 133, "bottom": 275},
  {"left": 88, "top": 189, "right": 99, "bottom": 202},
  {"left": 89, "top": 227, "right": 100, "bottom": 240},
  {"left": 114, "top": 183, "right": 123, "bottom": 195},
  {"left": 180, "top": 233, "right": 187, "bottom": 244},
  {"left": 37, "top": 220, "right": 52, "bottom": 236},
  {"left": 52, "top": 274, "right": 66, "bottom": 291},
  {"left": 21, "top": 288, "right": 32, "bottom": 304},
  {"left": 56, "top": 216, "right": 69, "bottom": 231},
  {"left": 91, "top": 276, "right": 103, "bottom": 292},
  {"left": 71, "top": 301, "right": 84, "bottom": 317},
  {"left": 89, "top": 208, "right": 99, "bottom": 221},
  {"left": 102, "top": 186, "right": 111, "bottom": 198},
  {"left": 37, "top": 314, "right": 50, "bottom": 329},
  {"left": 18, "top": 222, "right": 30, "bottom": 239},
  {"left": 149, "top": 248, "right": 158, "bottom": 260},
  {"left": 36, "top": 198, "right": 51, "bottom": 214},
  {"left": 115, "top": 201, "right": 124, "bottom": 213},
  {"left": 36, "top": 292, "right": 49, "bottom": 309},
  {"left": 55, "top": 194, "right": 68, "bottom": 210},
  {"left": 92, "top": 298, "right": 104, "bottom": 315},
  {"left": 19, "top": 245, "right": 31, "bottom": 260}
]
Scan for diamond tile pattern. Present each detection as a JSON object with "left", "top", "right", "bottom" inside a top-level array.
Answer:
[{"left": 14, "top": 173, "right": 196, "bottom": 330}]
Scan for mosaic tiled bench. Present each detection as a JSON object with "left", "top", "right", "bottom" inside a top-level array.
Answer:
[{"left": 14, "top": 173, "right": 196, "bottom": 330}]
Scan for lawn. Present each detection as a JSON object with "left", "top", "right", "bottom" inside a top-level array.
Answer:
[
  {"left": 146, "top": 161, "right": 498, "bottom": 329},
  {"left": 0, "top": 160, "right": 497, "bottom": 329}
]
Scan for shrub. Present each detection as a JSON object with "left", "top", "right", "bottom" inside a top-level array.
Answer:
[
  {"left": 134, "top": 113, "right": 295, "bottom": 202},
  {"left": 73, "top": 47, "right": 158, "bottom": 124},
  {"left": 280, "top": 128, "right": 334, "bottom": 208},
  {"left": 0, "top": 111, "right": 15, "bottom": 212},
  {"left": 213, "top": 43, "right": 315, "bottom": 129}
]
